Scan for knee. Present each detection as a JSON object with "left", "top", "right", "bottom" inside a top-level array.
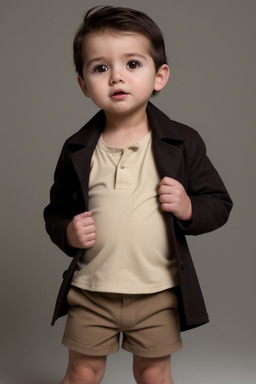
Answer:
[
  {"left": 64, "top": 363, "right": 105, "bottom": 384},
  {"left": 134, "top": 366, "right": 165, "bottom": 384},
  {"left": 133, "top": 358, "right": 172, "bottom": 384},
  {"left": 63, "top": 351, "right": 106, "bottom": 384}
]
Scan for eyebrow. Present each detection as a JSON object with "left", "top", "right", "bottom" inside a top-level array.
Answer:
[
  {"left": 86, "top": 53, "right": 148, "bottom": 68},
  {"left": 125, "top": 53, "right": 148, "bottom": 60},
  {"left": 86, "top": 57, "right": 105, "bottom": 68}
]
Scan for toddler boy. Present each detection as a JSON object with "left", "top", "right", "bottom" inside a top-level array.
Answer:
[{"left": 44, "top": 6, "right": 232, "bottom": 384}]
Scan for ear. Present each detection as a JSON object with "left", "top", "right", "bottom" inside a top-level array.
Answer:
[
  {"left": 77, "top": 75, "right": 90, "bottom": 98},
  {"left": 154, "top": 64, "right": 169, "bottom": 92}
]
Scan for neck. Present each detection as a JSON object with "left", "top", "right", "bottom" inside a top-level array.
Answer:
[
  {"left": 105, "top": 105, "right": 148, "bottom": 129},
  {"left": 103, "top": 107, "right": 150, "bottom": 146}
]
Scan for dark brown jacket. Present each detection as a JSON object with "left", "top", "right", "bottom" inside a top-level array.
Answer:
[{"left": 44, "top": 102, "right": 232, "bottom": 331}]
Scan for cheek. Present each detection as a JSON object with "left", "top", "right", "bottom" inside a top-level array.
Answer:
[
  {"left": 86, "top": 80, "right": 103, "bottom": 97},
  {"left": 137, "top": 69, "right": 155, "bottom": 85},
  {"left": 136, "top": 73, "right": 156, "bottom": 94},
  {"left": 86, "top": 81, "right": 108, "bottom": 106}
]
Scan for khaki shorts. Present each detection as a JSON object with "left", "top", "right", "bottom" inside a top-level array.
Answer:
[{"left": 62, "top": 287, "right": 182, "bottom": 358}]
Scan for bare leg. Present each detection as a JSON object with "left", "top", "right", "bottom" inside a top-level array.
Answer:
[
  {"left": 133, "top": 354, "right": 174, "bottom": 384},
  {"left": 61, "top": 350, "right": 107, "bottom": 384}
]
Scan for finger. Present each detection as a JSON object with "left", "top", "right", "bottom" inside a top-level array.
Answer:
[
  {"left": 73, "top": 211, "right": 92, "bottom": 224},
  {"left": 79, "top": 211, "right": 93, "bottom": 218},
  {"left": 84, "top": 231, "right": 96, "bottom": 242},
  {"left": 81, "top": 217, "right": 95, "bottom": 228},
  {"left": 159, "top": 194, "right": 173, "bottom": 204},
  {"left": 82, "top": 232, "right": 96, "bottom": 248},
  {"left": 83, "top": 224, "right": 96, "bottom": 235},
  {"left": 84, "top": 239, "right": 96, "bottom": 249},
  {"left": 159, "top": 176, "right": 176, "bottom": 186},
  {"left": 160, "top": 202, "right": 173, "bottom": 213},
  {"left": 158, "top": 185, "right": 174, "bottom": 195}
]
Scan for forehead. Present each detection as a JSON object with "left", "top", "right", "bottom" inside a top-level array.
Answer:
[{"left": 81, "top": 30, "right": 152, "bottom": 59}]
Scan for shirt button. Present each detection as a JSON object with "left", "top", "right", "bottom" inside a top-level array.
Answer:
[{"left": 120, "top": 165, "right": 125, "bottom": 169}]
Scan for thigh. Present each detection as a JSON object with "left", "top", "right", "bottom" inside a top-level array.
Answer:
[
  {"left": 122, "top": 289, "right": 182, "bottom": 358},
  {"left": 62, "top": 287, "right": 120, "bottom": 356}
]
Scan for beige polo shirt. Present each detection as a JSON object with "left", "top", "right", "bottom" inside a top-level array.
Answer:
[{"left": 72, "top": 132, "right": 179, "bottom": 293}]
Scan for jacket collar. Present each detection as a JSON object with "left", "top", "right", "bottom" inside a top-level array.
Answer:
[
  {"left": 68, "top": 102, "right": 185, "bottom": 150},
  {"left": 147, "top": 102, "right": 185, "bottom": 143}
]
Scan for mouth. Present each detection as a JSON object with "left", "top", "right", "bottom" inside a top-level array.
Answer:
[{"left": 111, "top": 90, "right": 128, "bottom": 99}]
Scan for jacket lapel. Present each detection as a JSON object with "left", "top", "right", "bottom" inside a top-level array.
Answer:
[
  {"left": 71, "top": 148, "right": 95, "bottom": 210},
  {"left": 69, "top": 110, "right": 105, "bottom": 209},
  {"left": 147, "top": 103, "right": 184, "bottom": 181},
  {"left": 152, "top": 137, "right": 182, "bottom": 180}
]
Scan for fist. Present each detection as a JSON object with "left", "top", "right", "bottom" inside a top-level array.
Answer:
[
  {"left": 66, "top": 211, "right": 96, "bottom": 249},
  {"left": 158, "top": 177, "right": 192, "bottom": 221}
]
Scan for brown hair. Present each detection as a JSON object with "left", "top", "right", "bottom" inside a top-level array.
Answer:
[{"left": 73, "top": 6, "right": 168, "bottom": 80}]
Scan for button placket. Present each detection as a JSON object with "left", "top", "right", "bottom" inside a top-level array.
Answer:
[{"left": 115, "top": 145, "right": 139, "bottom": 189}]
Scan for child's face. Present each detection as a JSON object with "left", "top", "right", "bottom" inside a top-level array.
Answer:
[{"left": 78, "top": 30, "right": 169, "bottom": 117}]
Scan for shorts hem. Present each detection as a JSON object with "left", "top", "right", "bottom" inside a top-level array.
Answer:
[
  {"left": 122, "top": 338, "right": 183, "bottom": 358},
  {"left": 62, "top": 336, "right": 119, "bottom": 356}
]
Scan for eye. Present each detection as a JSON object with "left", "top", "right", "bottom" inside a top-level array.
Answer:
[
  {"left": 127, "top": 60, "right": 141, "bottom": 70},
  {"left": 94, "top": 65, "right": 108, "bottom": 73}
]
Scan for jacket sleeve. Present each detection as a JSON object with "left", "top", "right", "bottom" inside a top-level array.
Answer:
[
  {"left": 43, "top": 143, "right": 81, "bottom": 257},
  {"left": 176, "top": 131, "right": 233, "bottom": 235}
]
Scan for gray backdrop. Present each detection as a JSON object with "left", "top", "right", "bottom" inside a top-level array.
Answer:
[{"left": 1, "top": 0, "right": 255, "bottom": 383}]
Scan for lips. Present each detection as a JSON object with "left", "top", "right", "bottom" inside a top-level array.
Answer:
[
  {"left": 111, "top": 89, "right": 128, "bottom": 98},
  {"left": 111, "top": 90, "right": 128, "bottom": 101}
]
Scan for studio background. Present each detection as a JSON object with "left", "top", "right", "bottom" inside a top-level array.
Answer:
[{"left": 1, "top": 0, "right": 255, "bottom": 383}]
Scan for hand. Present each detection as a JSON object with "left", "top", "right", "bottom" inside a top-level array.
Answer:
[
  {"left": 158, "top": 177, "right": 192, "bottom": 221},
  {"left": 66, "top": 211, "right": 96, "bottom": 249}
]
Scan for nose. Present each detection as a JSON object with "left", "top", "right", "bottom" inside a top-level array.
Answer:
[{"left": 110, "top": 67, "right": 125, "bottom": 84}]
